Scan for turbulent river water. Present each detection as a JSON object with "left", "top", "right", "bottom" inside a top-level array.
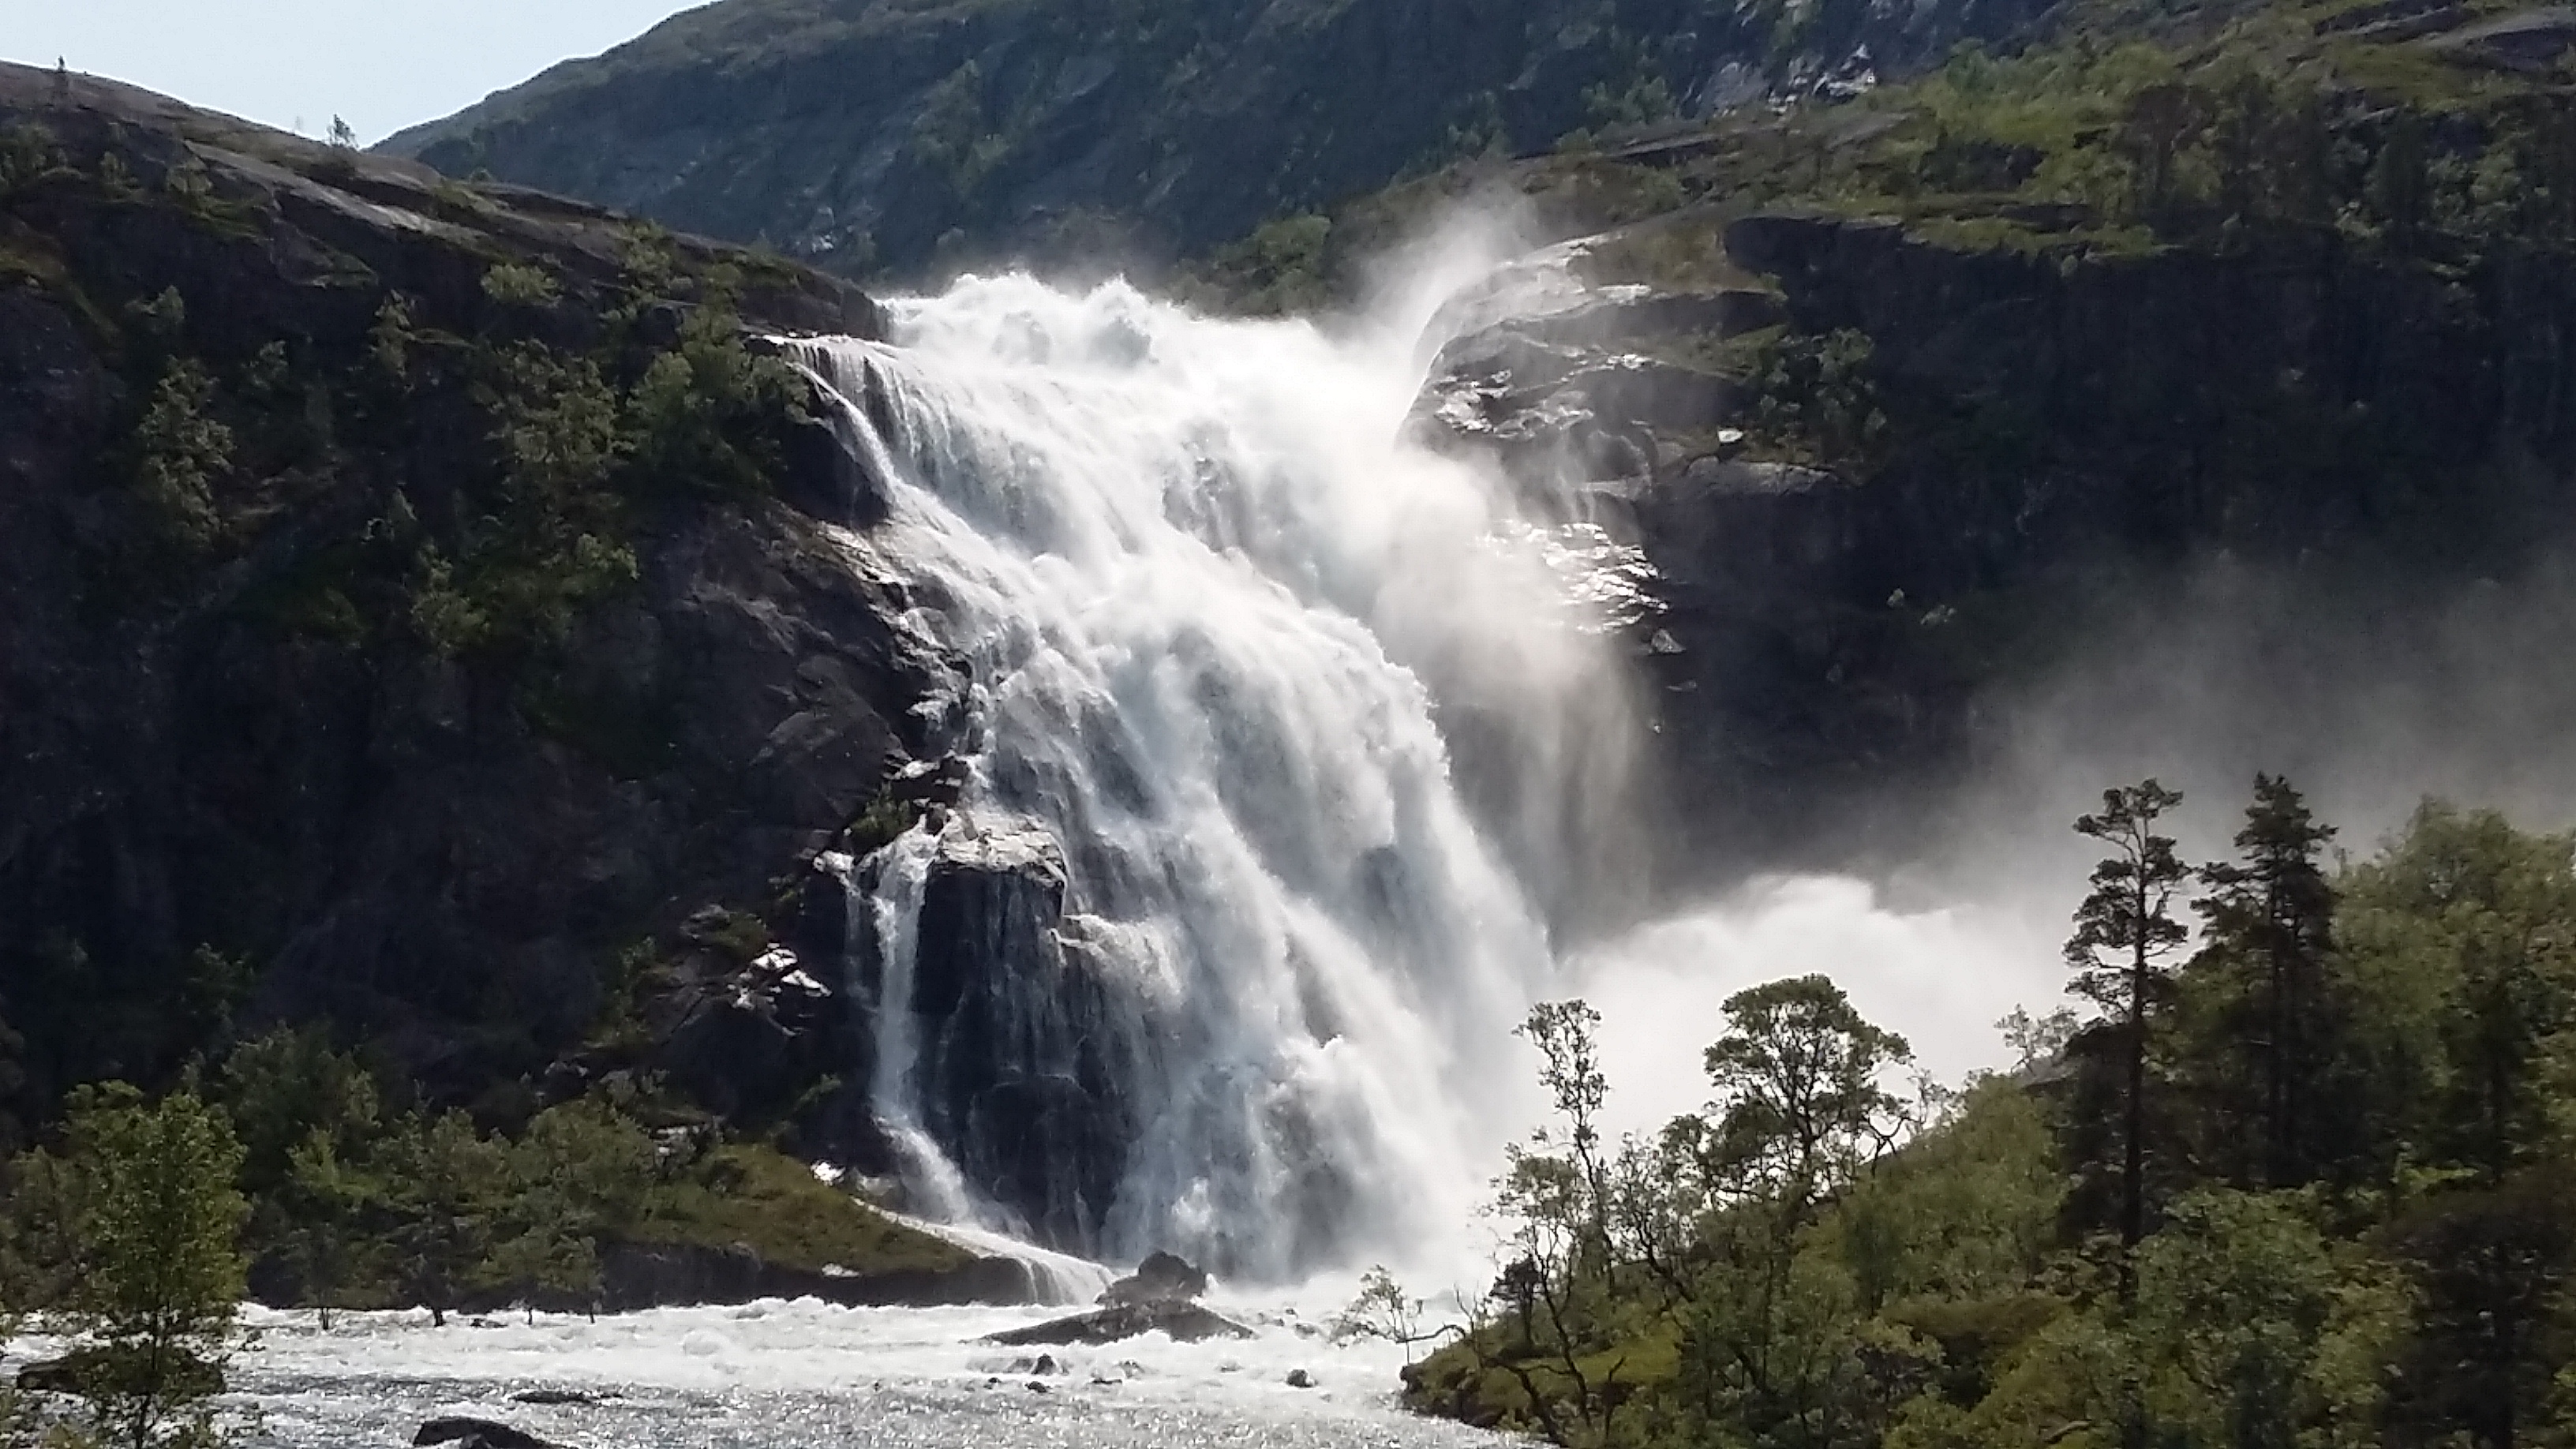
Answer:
[{"left": 238, "top": 1295, "right": 1496, "bottom": 1448}]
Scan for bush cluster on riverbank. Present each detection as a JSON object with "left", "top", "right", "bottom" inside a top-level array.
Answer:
[
  {"left": 0, "top": 1037, "right": 962, "bottom": 1446},
  {"left": 1405, "top": 779, "right": 2576, "bottom": 1449}
]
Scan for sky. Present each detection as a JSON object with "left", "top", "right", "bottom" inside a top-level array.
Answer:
[{"left": 6, "top": 1, "right": 713, "bottom": 146}]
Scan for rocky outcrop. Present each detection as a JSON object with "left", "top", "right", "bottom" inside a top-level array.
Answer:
[
  {"left": 416, "top": 1419, "right": 564, "bottom": 1449},
  {"left": 1419, "top": 210, "right": 2576, "bottom": 871},
  {"left": 850, "top": 811, "right": 1155, "bottom": 1252},
  {"left": 1098, "top": 1250, "right": 1210, "bottom": 1306},
  {"left": 984, "top": 1299, "right": 1255, "bottom": 1347}
]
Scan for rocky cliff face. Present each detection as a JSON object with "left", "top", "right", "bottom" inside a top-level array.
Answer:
[
  {"left": 0, "top": 62, "right": 931, "bottom": 1142},
  {"left": 380, "top": 0, "right": 2046, "bottom": 281},
  {"left": 1417, "top": 210, "right": 2576, "bottom": 870}
]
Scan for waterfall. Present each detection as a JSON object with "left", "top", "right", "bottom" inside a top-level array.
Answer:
[{"left": 790, "top": 271, "right": 1641, "bottom": 1282}]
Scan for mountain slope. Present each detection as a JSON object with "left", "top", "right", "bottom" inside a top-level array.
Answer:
[
  {"left": 381, "top": 0, "right": 2054, "bottom": 280},
  {"left": 0, "top": 59, "right": 923, "bottom": 1155}
]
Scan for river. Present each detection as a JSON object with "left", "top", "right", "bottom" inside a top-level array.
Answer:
[{"left": 237, "top": 1294, "right": 1498, "bottom": 1448}]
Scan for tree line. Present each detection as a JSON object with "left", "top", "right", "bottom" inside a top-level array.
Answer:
[
  {"left": 1398, "top": 777, "right": 2576, "bottom": 1449},
  {"left": 0, "top": 1035, "right": 744, "bottom": 1449}
]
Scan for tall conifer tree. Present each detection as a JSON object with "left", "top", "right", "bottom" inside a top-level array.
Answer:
[
  {"left": 2193, "top": 775, "right": 2338, "bottom": 1188},
  {"left": 2065, "top": 780, "right": 2191, "bottom": 1303}
]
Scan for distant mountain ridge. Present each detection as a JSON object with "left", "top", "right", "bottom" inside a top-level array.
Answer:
[{"left": 380, "top": 0, "right": 2056, "bottom": 280}]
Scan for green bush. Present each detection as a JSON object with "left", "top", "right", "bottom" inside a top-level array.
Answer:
[
  {"left": 131, "top": 361, "right": 233, "bottom": 557},
  {"left": 481, "top": 262, "right": 561, "bottom": 308}
]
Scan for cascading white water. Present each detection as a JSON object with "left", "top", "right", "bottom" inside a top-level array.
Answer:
[{"left": 790, "top": 268, "right": 1641, "bottom": 1282}]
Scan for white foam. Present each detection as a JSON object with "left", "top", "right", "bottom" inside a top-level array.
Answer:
[{"left": 225, "top": 1298, "right": 1500, "bottom": 1448}]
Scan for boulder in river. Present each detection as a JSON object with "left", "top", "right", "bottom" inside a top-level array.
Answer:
[
  {"left": 1096, "top": 1251, "right": 1210, "bottom": 1305},
  {"left": 983, "top": 1299, "right": 1255, "bottom": 1346},
  {"left": 414, "top": 1420, "right": 566, "bottom": 1449}
]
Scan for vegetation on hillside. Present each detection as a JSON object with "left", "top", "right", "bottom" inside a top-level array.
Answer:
[
  {"left": 0, "top": 110, "right": 829, "bottom": 1141},
  {"left": 387, "top": 0, "right": 1958, "bottom": 281},
  {"left": 1189, "top": 0, "right": 2576, "bottom": 310},
  {"left": 1398, "top": 778, "right": 2576, "bottom": 1449},
  {"left": 0, "top": 102, "right": 961, "bottom": 1353}
]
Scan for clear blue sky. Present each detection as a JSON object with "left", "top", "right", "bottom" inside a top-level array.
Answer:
[{"left": 6, "top": 2, "right": 714, "bottom": 145}]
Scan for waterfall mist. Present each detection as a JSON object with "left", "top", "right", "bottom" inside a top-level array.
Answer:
[{"left": 789, "top": 251, "right": 1646, "bottom": 1282}]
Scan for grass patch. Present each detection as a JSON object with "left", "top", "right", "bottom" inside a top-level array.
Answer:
[{"left": 638, "top": 1144, "right": 969, "bottom": 1277}]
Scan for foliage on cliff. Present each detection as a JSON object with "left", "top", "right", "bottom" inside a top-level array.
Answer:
[
  {"left": 1183, "top": 0, "right": 2576, "bottom": 312},
  {"left": 1405, "top": 780, "right": 2576, "bottom": 1449}
]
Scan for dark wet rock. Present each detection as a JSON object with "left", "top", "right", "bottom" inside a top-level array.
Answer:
[
  {"left": 1099, "top": 1251, "right": 1211, "bottom": 1306},
  {"left": 1505, "top": 288, "right": 1788, "bottom": 350},
  {"left": 415, "top": 1420, "right": 564, "bottom": 1449},
  {"left": 1286, "top": 1368, "right": 1316, "bottom": 1389},
  {"left": 1677, "top": 459, "right": 1844, "bottom": 496},
  {"left": 1413, "top": 291, "right": 1747, "bottom": 496},
  {"left": 507, "top": 1389, "right": 604, "bottom": 1406},
  {"left": 984, "top": 1301, "right": 1257, "bottom": 1347},
  {"left": 653, "top": 941, "right": 842, "bottom": 1125},
  {"left": 888, "top": 753, "right": 972, "bottom": 805},
  {"left": 848, "top": 811, "right": 1155, "bottom": 1256}
]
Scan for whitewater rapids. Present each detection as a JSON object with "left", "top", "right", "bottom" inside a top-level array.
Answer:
[{"left": 236, "top": 1297, "right": 1497, "bottom": 1448}]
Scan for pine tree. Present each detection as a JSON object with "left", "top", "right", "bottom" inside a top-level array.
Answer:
[
  {"left": 2192, "top": 775, "right": 2338, "bottom": 1189},
  {"left": 2065, "top": 780, "right": 2191, "bottom": 1303}
]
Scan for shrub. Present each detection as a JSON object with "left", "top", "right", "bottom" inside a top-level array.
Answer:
[
  {"left": 131, "top": 361, "right": 233, "bottom": 556},
  {"left": 481, "top": 262, "right": 560, "bottom": 309}
]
